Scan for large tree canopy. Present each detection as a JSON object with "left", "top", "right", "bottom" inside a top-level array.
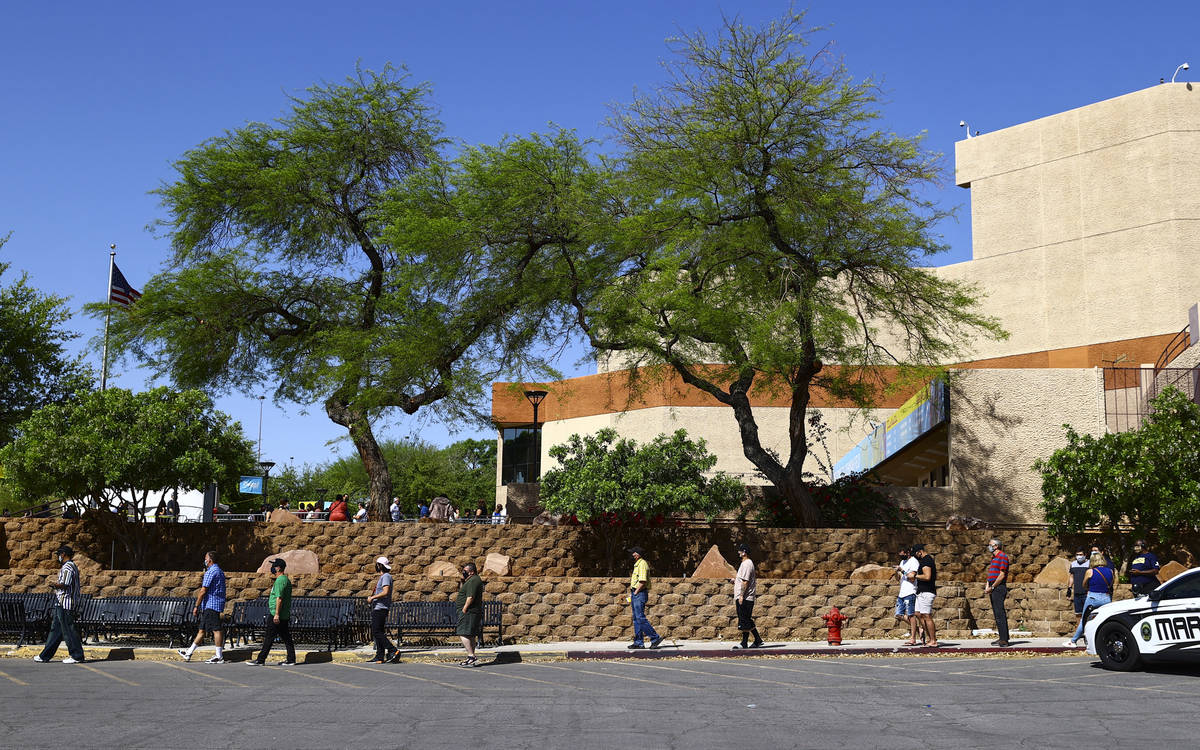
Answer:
[
  {"left": 0, "top": 387, "right": 253, "bottom": 566},
  {"left": 98, "top": 67, "right": 591, "bottom": 516},
  {"left": 0, "top": 233, "right": 93, "bottom": 447},
  {"left": 563, "top": 13, "right": 1004, "bottom": 525}
]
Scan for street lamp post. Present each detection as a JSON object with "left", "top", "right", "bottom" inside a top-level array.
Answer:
[
  {"left": 258, "top": 460, "right": 276, "bottom": 509},
  {"left": 523, "top": 390, "right": 548, "bottom": 482},
  {"left": 256, "top": 395, "right": 266, "bottom": 463}
]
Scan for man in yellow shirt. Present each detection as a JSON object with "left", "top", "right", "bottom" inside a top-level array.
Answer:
[{"left": 627, "top": 547, "right": 664, "bottom": 649}]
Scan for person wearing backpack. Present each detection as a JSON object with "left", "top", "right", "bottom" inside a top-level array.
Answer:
[{"left": 1064, "top": 551, "right": 1115, "bottom": 647}]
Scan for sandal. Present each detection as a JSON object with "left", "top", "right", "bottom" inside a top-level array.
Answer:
[{"left": 901, "top": 640, "right": 919, "bottom": 646}]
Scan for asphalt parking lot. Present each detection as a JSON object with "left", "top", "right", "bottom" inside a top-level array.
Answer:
[{"left": 2, "top": 654, "right": 1197, "bottom": 749}]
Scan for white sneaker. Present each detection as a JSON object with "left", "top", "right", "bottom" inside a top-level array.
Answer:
[
  {"left": 62, "top": 657, "right": 80, "bottom": 664},
  {"left": 32, "top": 655, "right": 47, "bottom": 663},
  {"left": 177, "top": 649, "right": 192, "bottom": 662},
  {"left": 204, "top": 656, "right": 225, "bottom": 664},
  {"left": 1062, "top": 640, "right": 1077, "bottom": 647}
]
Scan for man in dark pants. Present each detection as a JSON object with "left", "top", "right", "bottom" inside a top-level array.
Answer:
[
  {"left": 366, "top": 556, "right": 396, "bottom": 663},
  {"left": 1067, "top": 549, "right": 1089, "bottom": 615},
  {"left": 984, "top": 538, "right": 1010, "bottom": 647},
  {"left": 1128, "top": 539, "right": 1160, "bottom": 598},
  {"left": 247, "top": 558, "right": 295, "bottom": 666},
  {"left": 34, "top": 544, "right": 86, "bottom": 664}
]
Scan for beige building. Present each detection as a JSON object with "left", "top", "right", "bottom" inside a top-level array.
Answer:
[{"left": 492, "top": 83, "right": 1200, "bottom": 523}]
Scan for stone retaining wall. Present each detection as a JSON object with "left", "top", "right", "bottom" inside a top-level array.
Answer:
[{"left": 0, "top": 566, "right": 1089, "bottom": 641}]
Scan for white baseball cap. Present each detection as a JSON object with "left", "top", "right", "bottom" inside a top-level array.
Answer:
[{"left": 376, "top": 556, "right": 391, "bottom": 570}]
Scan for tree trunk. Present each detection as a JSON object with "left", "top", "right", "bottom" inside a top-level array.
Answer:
[{"left": 325, "top": 396, "right": 393, "bottom": 520}]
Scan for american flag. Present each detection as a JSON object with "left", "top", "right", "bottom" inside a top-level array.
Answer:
[{"left": 110, "top": 263, "right": 142, "bottom": 307}]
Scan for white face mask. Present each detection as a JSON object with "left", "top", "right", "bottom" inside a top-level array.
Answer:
[{"left": 1076, "top": 555, "right": 1086, "bottom": 562}]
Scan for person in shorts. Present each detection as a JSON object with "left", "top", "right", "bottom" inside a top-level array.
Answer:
[
  {"left": 455, "top": 562, "right": 485, "bottom": 667},
  {"left": 893, "top": 547, "right": 921, "bottom": 645},
  {"left": 731, "top": 543, "right": 762, "bottom": 649},
  {"left": 179, "top": 551, "right": 227, "bottom": 663},
  {"left": 912, "top": 544, "right": 939, "bottom": 648}
]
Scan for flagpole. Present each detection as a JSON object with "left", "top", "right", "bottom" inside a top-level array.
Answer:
[{"left": 101, "top": 245, "right": 116, "bottom": 391}]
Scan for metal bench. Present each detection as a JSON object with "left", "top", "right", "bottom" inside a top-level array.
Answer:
[
  {"left": 387, "top": 600, "right": 504, "bottom": 647},
  {"left": 0, "top": 592, "right": 54, "bottom": 646},
  {"left": 75, "top": 596, "right": 193, "bottom": 647},
  {"left": 232, "top": 596, "right": 364, "bottom": 651}
]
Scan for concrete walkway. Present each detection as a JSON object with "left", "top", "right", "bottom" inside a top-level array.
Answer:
[{"left": 3, "top": 637, "right": 1086, "bottom": 663}]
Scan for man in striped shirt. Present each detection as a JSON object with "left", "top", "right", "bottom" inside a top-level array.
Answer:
[
  {"left": 984, "top": 538, "right": 1011, "bottom": 647},
  {"left": 34, "top": 544, "right": 86, "bottom": 663}
]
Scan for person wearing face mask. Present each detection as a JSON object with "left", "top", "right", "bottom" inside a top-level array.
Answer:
[
  {"left": 983, "top": 538, "right": 1010, "bottom": 647},
  {"left": 366, "top": 556, "right": 397, "bottom": 663},
  {"left": 1128, "top": 539, "right": 1160, "bottom": 598},
  {"left": 455, "top": 562, "right": 485, "bottom": 667},
  {"left": 247, "top": 558, "right": 295, "bottom": 666},
  {"left": 33, "top": 544, "right": 86, "bottom": 664},
  {"left": 1067, "top": 549, "right": 1089, "bottom": 615},
  {"left": 1064, "top": 550, "right": 1115, "bottom": 647},
  {"left": 179, "top": 551, "right": 227, "bottom": 663}
]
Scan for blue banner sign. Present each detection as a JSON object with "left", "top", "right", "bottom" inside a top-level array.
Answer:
[
  {"left": 239, "top": 476, "right": 265, "bottom": 495},
  {"left": 833, "top": 380, "right": 948, "bottom": 479}
]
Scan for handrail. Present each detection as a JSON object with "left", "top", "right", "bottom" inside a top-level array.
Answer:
[{"left": 1154, "top": 325, "right": 1192, "bottom": 373}]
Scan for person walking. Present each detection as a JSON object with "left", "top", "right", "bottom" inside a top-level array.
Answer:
[
  {"left": 912, "top": 544, "right": 939, "bottom": 648},
  {"left": 389, "top": 498, "right": 402, "bottom": 522},
  {"left": 1065, "top": 551, "right": 1115, "bottom": 647},
  {"left": 247, "top": 558, "right": 295, "bottom": 666},
  {"left": 455, "top": 562, "right": 485, "bottom": 667},
  {"left": 626, "top": 547, "right": 664, "bottom": 649},
  {"left": 179, "top": 551, "right": 227, "bottom": 663},
  {"left": 1067, "top": 548, "right": 1089, "bottom": 615},
  {"left": 34, "top": 544, "right": 86, "bottom": 664},
  {"left": 984, "top": 538, "right": 1011, "bottom": 647},
  {"left": 731, "top": 543, "right": 762, "bottom": 649},
  {"left": 894, "top": 547, "right": 922, "bottom": 646},
  {"left": 1128, "top": 539, "right": 1161, "bottom": 598},
  {"left": 366, "top": 556, "right": 397, "bottom": 663}
]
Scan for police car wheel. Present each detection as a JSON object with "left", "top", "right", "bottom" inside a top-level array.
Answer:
[{"left": 1096, "top": 622, "right": 1142, "bottom": 672}]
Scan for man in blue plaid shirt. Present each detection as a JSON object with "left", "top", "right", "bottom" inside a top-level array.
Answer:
[
  {"left": 179, "top": 551, "right": 227, "bottom": 663},
  {"left": 34, "top": 544, "right": 86, "bottom": 664}
]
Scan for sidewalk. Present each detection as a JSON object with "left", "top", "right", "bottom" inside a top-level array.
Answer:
[{"left": 2, "top": 637, "right": 1085, "bottom": 663}]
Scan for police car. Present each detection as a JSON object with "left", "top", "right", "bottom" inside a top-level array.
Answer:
[{"left": 1085, "top": 566, "right": 1200, "bottom": 671}]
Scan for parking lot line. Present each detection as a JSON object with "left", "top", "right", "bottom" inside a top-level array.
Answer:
[
  {"left": 427, "top": 661, "right": 593, "bottom": 691},
  {"left": 79, "top": 663, "right": 138, "bottom": 686},
  {"left": 525, "top": 662, "right": 705, "bottom": 691},
  {"left": 264, "top": 665, "right": 362, "bottom": 689},
  {"left": 332, "top": 662, "right": 472, "bottom": 692},
  {"left": 0, "top": 668, "right": 29, "bottom": 686},
  {"left": 156, "top": 661, "right": 249, "bottom": 687},
  {"left": 616, "top": 659, "right": 823, "bottom": 689},
  {"left": 706, "top": 658, "right": 931, "bottom": 686}
]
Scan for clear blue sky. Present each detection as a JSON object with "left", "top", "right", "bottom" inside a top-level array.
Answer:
[{"left": 2, "top": 1, "right": 1193, "bottom": 471}]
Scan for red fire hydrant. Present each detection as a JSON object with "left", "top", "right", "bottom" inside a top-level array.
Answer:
[{"left": 822, "top": 606, "right": 848, "bottom": 645}]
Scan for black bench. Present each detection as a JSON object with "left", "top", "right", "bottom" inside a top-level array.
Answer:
[
  {"left": 232, "top": 597, "right": 363, "bottom": 651},
  {"left": 75, "top": 596, "right": 193, "bottom": 647},
  {"left": 386, "top": 601, "right": 504, "bottom": 647},
  {"left": 0, "top": 592, "right": 54, "bottom": 647}
]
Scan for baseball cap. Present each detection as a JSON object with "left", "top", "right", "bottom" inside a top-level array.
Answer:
[
  {"left": 375, "top": 556, "right": 391, "bottom": 570},
  {"left": 910, "top": 544, "right": 925, "bottom": 552},
  {"left": 55, "top": 544, "right": 74, "bottom": 556},
  {"left": 735, "top": 543, "right": 750, "bottom": 553},
  {"left": 628, "top": 546, "right": 644, "bottom": 555},
  {"left": 271, "top": 558, "right": 287, "bottom": 571}
]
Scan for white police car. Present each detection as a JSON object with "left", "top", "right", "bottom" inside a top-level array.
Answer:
[{"left": 1085, "top": 566, "right": 1200, "bottom": 671}]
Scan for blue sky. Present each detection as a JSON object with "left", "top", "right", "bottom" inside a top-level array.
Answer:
[{"left": 2, "top": 1, "right": 1193, "bottom": 471}]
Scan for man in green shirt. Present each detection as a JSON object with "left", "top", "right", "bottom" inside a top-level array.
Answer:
[
  {"left": 248, "top": 558, "right": 296, "bottom": 666},
  {"left": 455, "top": 562, "right": 485, "bottom": 667}
]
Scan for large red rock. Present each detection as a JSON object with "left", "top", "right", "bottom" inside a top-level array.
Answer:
[
  {"left": 255, "top": 549, "right": 319, "bottom": 575},
  {"left": 426, "top": 561, "right": 459, "bottom": 577},
  {"left": 1159, "top": 560, "right": 1188, "bottom": 582},
  {"left": 850, "top": 564, "right": 896, "bottom": 581},
  {"left": 267, "top": 509, "right": 303, "bottom": 524},
  {"left": 1034, "top": 557, "right": 1071, "bottom": 585},
  {"left": 691, "top": 545, "right": 736, "bottom": 579},
  {"left": 484, "top": 552, "right": 511, "bottom": 576}
]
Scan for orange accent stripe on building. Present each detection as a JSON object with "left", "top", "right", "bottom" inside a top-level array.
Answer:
[{"left": 491, "top": 332, "right": 1181, "bottom": 426}]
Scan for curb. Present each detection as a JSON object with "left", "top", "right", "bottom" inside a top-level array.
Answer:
[{"left": 566, "top": 645, "right": 1083, "bottom": 660}]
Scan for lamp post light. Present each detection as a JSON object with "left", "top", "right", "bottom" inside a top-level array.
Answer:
[
  {"left": 258, "top": 460, "right": 276, "bottom": 508},
  {"left": 256, "top": 395, "right": 266, "bottom": 463},
  {"left": 523, "top": 389, "right": 548, "bottom": 482}
]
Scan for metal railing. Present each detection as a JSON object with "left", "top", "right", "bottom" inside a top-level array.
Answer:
[
  {"left": 1154, "top": 325, "right": 1193, "bottom": 373},
  {"left": 1104, "top": 366, "right": 1200, "bottom": 433}
]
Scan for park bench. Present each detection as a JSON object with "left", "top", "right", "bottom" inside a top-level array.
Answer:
[
  {"left": 232, "top": 596, "right": 364, "bottom": 651},
  {"left": 75, "top": 596, "right": 194, "bottom": 647},
  {"left": 386, "top": 600, "right": 505, "bottom": 647},
  {"left": 0, "top": 592, "right": 54, "bottom": 647}
]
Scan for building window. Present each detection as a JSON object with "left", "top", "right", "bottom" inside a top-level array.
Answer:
[{"left": 501, "top": 427, "right": 539, "bottom": 485}]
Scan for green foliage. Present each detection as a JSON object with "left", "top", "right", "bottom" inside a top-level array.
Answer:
[
  {"left": 0, "top": 234, "right": 94, "bottom": 448},
  {"left": 297, "top": 438, "right": 497, "bottom": 514},
  {"left": 562, "top": 12, "right": 1004, "bottom": 526},
  {"left": 540, "top": 428, "right": 744, "bottom": 523},
  {"left": 752, "top": 473, "right": 918, "bottom": 529},
  {"left": 1036, "top": 386, "right": 1200, "bottom": 546}
]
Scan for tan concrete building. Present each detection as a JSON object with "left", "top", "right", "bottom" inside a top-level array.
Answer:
[{"left": 492, "top": 83, "right": 1200, "bottom": 522}]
